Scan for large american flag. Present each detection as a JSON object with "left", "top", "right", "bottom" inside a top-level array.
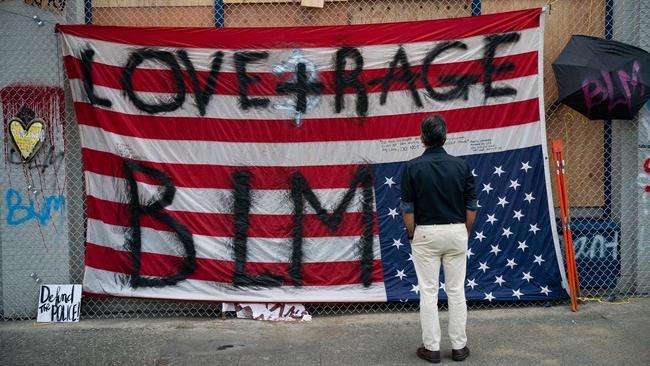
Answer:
[{"left": 58, "top": 8, "right": 567, "bottom": 302}]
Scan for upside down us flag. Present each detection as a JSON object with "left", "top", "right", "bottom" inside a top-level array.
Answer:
[{"left": 58, "top": 7, "right": 568, "bottom": 303}]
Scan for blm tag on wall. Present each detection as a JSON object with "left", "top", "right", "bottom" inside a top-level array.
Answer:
[
  {"left": 57, "top": 8, "right": 568, "bottom": 303},
  {"left": 37, "top": 284, "right": 81, "bottom": 322}
]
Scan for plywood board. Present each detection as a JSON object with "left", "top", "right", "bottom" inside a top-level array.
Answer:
[
  {"left": 93, "top": 6, "right": 215, "bottom": 26},
  {"left": 484, "top": 0, "right": 606, "bottom": 208},
  {"left": 224, "top": 0, "right": 346, "bottom": 3},
  {"left": 94, "top": 0, "right": 213, "bottom": 7},
  {"left": 348, "top": 0, "right": 470, "bottom": 24},
  {"left": 546, "top": 105, "right": 605, "bottom": 208},
  {"left": 224, "top": 0, "right": 470, "bottom": 27},
  {"left": 483, "top": 0, "right": 605, "bottom": 110},
  {"left": 94, "top": 0, "right": 346, "bottom": 6},
  {"left": 301, "top": 0, "right": 325, "bottom": 7},
  {"left": 224, "top": 2, "right": 347, "bottom": 26}
]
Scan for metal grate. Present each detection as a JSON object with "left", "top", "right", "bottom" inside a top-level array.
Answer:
[{"left": 0, "top": 0, "right": 647, "bottom": 320}]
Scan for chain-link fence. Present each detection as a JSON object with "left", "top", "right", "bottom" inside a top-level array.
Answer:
[{"left": 0, "top": 0, "right": 647, "bottom": 320}]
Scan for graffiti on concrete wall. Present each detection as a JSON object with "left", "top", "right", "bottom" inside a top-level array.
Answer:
[
  {"left": 5, "top": 188, "right": 65, "bottom": 226},
  {"left": 2, "top": 84, "right": 66, "bottom": 244}
]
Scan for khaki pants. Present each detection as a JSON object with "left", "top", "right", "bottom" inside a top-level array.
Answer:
[{"left": 411, "top": 223, "right": 468, "bottom": 351}]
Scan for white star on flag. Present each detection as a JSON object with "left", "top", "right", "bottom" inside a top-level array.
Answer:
[
  {"left": 512, "top": 289, "right": 524, "bottom": 299},
  {"left": 513, "top": 210, "right": 525, "bottom": 221},
  {"left": 484, "top": 292, "right": 496, "bottom": 302},
  {"left": 517, "top": 240, "right": 529, "bottom": 252},
  {"left": 407, "top": 253, "right": 413, "bottom": 262},
  {"left": 533, "top": 254, "right": 546, "bottom": 265},
  {"left": 471, "top": 169, "right": 478, "bottom": 177},
  {"left": 509, "top": 179, "right": 521, "bottom": 190},
  {"left": 476, "top": 200, "right": 482, "bottom": 208},
  {"left": 486, "top": 213, "right": 498, "bottom": 224},
  {"left": 466, "top": 247, "right": 475, "bottom": 259},
  {"left": 395, "top": 269, "right": 407, "bottom": 280},
  {"left": 522, "top": 272, "right": 534, "bottom": 282},
  {"left": 392, "top": 238, "right": 403, "bottom": 250},
  {"left": 467, "top": 278, "right": 478, "bottom": 289},
  {"left": 497, "top": 196, "right": 509, "bottom": 207},
  {"left": 494, "top": 275, "right": 506, "bottom": 286},
  {"left": 501, "top": 227, "right": 513, "bottom": 238},
  {"left": 482, "top": 183, "right": 494, "bottom": 194},
  {"left": 490, "top": 244, "right": 502, "bottom": 256},
  {"left": 521, "top": 161, "right": 532, "bottom": 172},
  {"left": 439, "top": 282, "right": 446, "bottom": 292},
  {"left": 479, "top": 261, "right": 490, "bottom": 272},
  {"left": 493, "top": 166, "right": 505, "bottom": 177},
  {"left": 384, "top": 176, "right": 396, "bottom": 188},
  {"left": 540, "top": 286, "right": 552, "bottom": 296},
  {"left": 529, "top": 223, "right": 540, "bottom": 235},
  {"left": 388, "top": 208, "right": 399, "bottom": 219},
  {"left": 506, "top": 258, "right": 518, "bottom": 269},
  {"left": 524, "top": 192, "right": 535, "bottom": 203},
  {"left": 474, "top": 231, "right": 486, "bottom": 242},
  {"left": 411, "top": 284, "right": 420, "bottom": 295}
]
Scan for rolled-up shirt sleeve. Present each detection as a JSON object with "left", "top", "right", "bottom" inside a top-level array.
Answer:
[
  {"left": 400, "top": 164, "right": 415, "bottom": 213},
  {"left": 464, "top": 164, "right": 477, "bottom": 211}
]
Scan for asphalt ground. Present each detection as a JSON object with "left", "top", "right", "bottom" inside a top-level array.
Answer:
[{"left": 1, "top": 298, "right": 648, "bottom": 365}]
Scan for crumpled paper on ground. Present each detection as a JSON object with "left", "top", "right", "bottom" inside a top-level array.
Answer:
[{"left": 221, "top": 303, "right": 312, "bottom": 321}]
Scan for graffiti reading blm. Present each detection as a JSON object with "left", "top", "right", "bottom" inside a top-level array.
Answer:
[
  {"left": 5, "top": 188, "right": 65, "bottom": 226},
  {"left": 80, "top": 32, "right": 521, "bottom": 118},
  {"left": 123, "top": 161, "right": 375, "bottom": 288},
  {"left": 581, "top": 60, "right": 646, "bottom": 118}
]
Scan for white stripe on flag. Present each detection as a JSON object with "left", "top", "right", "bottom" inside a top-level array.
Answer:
[
  {"left": 87, "top": 218, "right": 382, "bottom": 263},
  {"left": 69, "top": 74, "right": 539, "bottom": 120},
  {"left": 85, "top": 171, "right": 367, "bottom": 215},
  {"left": 83, "top": 266, "right": 388, "bottom": 302},
  {"left": 79, "top": 121, "right": 542, "bottom": 166},
  {"left": 61, "top": 27, "right": 539, "bottom": 73}
]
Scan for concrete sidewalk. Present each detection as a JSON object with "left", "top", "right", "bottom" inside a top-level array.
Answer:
[{"left": 1, "top": 299, "right": 648, "bottom": 366}]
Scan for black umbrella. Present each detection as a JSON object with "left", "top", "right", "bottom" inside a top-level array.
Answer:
[{"left": 552, "top": 35, "right": 650, "bottom": 120}]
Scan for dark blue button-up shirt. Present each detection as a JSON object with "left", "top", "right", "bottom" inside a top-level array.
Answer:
[{"left": 400, "top": 146, "right": 477, "bottom": 225}]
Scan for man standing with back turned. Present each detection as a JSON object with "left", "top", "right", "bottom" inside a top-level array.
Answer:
[{"left": 401, "top": 114, "right": 477, "bottom": 363}]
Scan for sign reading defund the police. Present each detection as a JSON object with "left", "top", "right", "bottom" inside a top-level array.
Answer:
[{"left": 37, "top": 284, "right": 81, "bottom": 322}]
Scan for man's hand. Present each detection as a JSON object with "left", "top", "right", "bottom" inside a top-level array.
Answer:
[
  {"left": 465, "top": 210, "right": 476, "bottom": 234},
  {"left": 403, "top": 212, "right": 415, "bottom": 239}
]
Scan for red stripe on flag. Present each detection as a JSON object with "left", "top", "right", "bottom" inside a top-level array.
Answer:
[
  {"left": 87, "top": 196, "right": 380, "bottom": 238},
  {"left": 74, "top": 99, "right": 539, "bottom": 143},
  {"left": 82, "top": 148, "right": 366, "bottom": 189},
  {"left": 57, "top": 8, "right": 540, "bottom": 49},
  {"left": 63, "top": 52, "right": 537, "bottom": 96},
  {"left": 85, "top": 243, "right": 384, "bottom": 286}
]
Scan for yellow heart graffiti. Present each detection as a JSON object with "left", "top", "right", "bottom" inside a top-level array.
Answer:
[{"left": 9, "top": 117, "right": 46, "bottom": 161}]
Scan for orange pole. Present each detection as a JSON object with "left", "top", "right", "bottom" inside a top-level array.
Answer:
[
  {"left": 558, "top": 150, "right": 579, "bottom": 311},
  {"left": 558, "top": 155, "right": 581, "bottom": 297},
  {"left": 551, "top": 140, "right": 579, "bottom": 312}
]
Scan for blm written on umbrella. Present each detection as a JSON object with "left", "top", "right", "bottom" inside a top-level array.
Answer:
[
  {"left": 553, "top": 35, "right": 650, "bottom": 120},
  {"left": 582, "top": 60, "right": 644, "bottom": 118}
]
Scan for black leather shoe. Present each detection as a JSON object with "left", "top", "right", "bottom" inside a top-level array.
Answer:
[
  {"left": 416, "top": 346, "right": 441, "bottom": 363},
  {"left": 452, "top": 346, "right": 470, "bottom": 361}
]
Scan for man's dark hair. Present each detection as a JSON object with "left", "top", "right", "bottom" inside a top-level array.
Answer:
[{"left": 420, "top": 114, "right": 447, "bottom": 148}]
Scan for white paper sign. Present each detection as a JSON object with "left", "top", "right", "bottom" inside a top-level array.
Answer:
[{"left": 37, "top": 284, "right": 82, "bottom": 322}]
